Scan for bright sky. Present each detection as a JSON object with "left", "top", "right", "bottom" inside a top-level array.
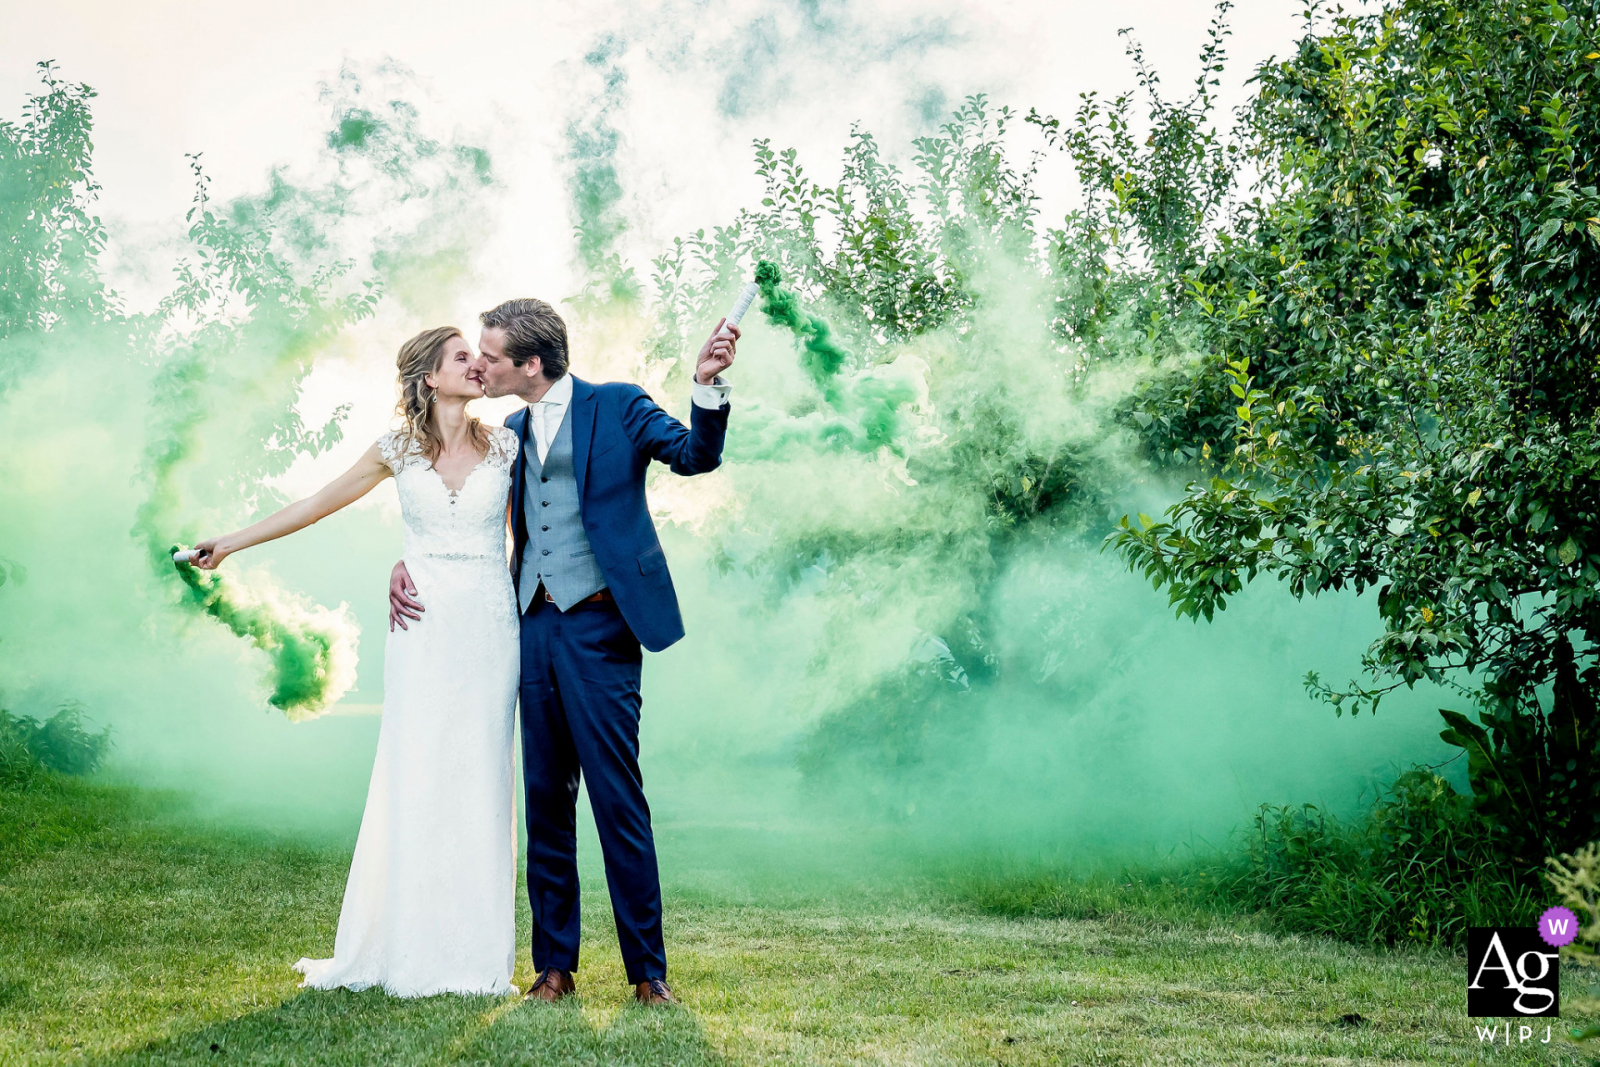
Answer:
[
  {"left": 2, "top": 0, "right": 1310, "bottom": 491},
  {"left": 2, "top": 0, "right": 1308, "bottom": 246}
]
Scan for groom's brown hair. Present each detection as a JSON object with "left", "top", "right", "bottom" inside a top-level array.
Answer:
[{"left": 481, "top": 298, "right": 569, "bottom": 380}]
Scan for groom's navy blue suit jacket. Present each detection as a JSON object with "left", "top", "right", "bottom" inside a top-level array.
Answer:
[{"left": 506, "top": 374, "right": 729, "bottom": 653}]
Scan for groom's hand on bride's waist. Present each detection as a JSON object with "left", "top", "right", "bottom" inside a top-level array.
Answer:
[{"left": 389, "top": 560, "right": 424, "bottom": 631}]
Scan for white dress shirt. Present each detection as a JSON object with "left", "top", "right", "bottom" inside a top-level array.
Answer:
[{"left": 525, "top": 373, "right": 732, "bottom": 463}]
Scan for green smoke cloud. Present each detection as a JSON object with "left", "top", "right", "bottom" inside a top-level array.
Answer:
[
  {"left": 168, "top": 554, "right": 356, "bottom": 719},
  {"left": 0, "top": 60, "right": 495, "bottom": 824},
  {"left": 567, "top": 34, "right": 641, "bottom": 311},
  {"left": 714, "top": 259, "right": 922, "bottom": 463},
  {"left": 130, "top": 276, "right": 367, "bottom": 720},
  {"left": 0, "top": 41, "right": 1458, "bottom": 877},
  {"left": 596, "top": 88, "right": 1457, "bottom": 872},
  {"left": 755, "top": 259, "right": 849, "bottom": 386}
]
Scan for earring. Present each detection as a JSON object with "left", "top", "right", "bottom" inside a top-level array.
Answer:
[{"left": 429, "top": 389, "right": 438, "bottom": 404}]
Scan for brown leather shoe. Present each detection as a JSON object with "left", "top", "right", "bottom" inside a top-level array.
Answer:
[
  {"left": 524, "top": 967, "right": 575, "bottom": 1002},
  {"left": 634, "top": 978, "right": 677, "bottom": 1006}
]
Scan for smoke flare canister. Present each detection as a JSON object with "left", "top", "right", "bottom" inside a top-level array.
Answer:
[
  {"left": 172, "top": 548, "right": 200, "bottom": 564},
  {"left": 723, "top": 281, "right": 760, "bottom": 329}
]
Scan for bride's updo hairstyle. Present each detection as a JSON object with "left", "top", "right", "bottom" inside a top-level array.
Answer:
[{"left": 395, "top": 326, "right": 489, "bottom": 461}]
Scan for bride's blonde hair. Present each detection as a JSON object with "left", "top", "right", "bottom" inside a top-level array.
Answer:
[{"left": 395, "top": 326, "right": 490, "bottom": 461}]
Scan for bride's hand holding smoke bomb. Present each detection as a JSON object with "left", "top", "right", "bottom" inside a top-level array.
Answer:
[
  {"left": 187, "top": 537, "right": 232, "bottom": 570},
  {"left": 162, "top": 448, "right": 392, "bottom": 717}
]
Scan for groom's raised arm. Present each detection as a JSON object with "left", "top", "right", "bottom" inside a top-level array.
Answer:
[
  {"left": 622, "top": 320, "right": 737, "bottom": 476},
  {"left": 621, "top": 381, "right": 730, "bottom": 476}
]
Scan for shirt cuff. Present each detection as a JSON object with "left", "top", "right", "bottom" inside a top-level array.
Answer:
[{"left": 691, "top": 375, "right": 732, "bottom": 410}]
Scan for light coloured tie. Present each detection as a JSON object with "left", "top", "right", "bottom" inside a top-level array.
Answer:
[{"left": 534, "top": 403, "right": 548, "bottom": 462}]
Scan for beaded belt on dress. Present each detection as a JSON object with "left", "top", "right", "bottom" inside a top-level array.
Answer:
[{"left": 414, "top": 550, "right": 499, "bottom": 562}]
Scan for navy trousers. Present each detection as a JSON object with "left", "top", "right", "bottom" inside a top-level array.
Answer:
[{"left": 518, "top": 594, "right": 666, "bottom": 983}]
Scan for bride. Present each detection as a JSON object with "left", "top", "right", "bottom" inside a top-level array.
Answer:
[{"left": 193, "top": 327, "right": 520, "bottom": 997}]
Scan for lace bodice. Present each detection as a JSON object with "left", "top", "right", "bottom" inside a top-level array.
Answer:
[{"left": 378, "top": 427, "right": 517, "bottom": 562}]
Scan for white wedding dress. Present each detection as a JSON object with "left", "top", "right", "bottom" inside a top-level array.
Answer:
[{"left": 294, "top": 426, "right": 521, "bottom": 997}]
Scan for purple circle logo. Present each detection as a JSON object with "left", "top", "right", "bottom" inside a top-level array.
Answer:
[{"left": 1538, "top": 906, "right": 1579, "bottom": 948}]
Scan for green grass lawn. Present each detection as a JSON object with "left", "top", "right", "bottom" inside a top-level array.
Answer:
[{"left": 0, "top": 777, "right": 1591, "bottom": 1066}]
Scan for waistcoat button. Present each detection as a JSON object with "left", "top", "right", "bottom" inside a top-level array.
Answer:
[
  {"left": 541, "top": 549, "right": 551, "bottom": 556},
  {"left": 542, "top": 500, "right": 550, "bottom": 507},
  {"left": 541, "top": 476, "right": 549, "bottom": 483},
  {"left": 541, "top": 525, "right": 549, "bottom": 531}
]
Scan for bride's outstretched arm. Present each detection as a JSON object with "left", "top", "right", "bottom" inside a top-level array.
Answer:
[{"left": 191, "top": 443, "right": 392, "bottom": 570}]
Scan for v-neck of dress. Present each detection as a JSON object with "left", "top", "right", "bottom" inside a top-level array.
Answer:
[{"left": 426, "top": 454, "right": 490, "bottom": 499}]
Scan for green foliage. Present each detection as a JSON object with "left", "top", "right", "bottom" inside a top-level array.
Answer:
[
  {"left": 0, "top": 703, "right": 111, "bottom": 787},
  {"left": 0, "top": 61, "right": 113, "bottom": 384},
  {"left": 945, "top": 763, "right": 1556, "bottom": 955},
  {"left": 1217, "top": 769, "right": 1540, "bottom": 947},
  {"left": 637, "top": 90, "right": 1147, "bottom": 780},
  {"left": 647, "top": 92, "right": 1050, "bottom": 364},
  {"left": 627, "top": 36, "right": 1281, "bottom": 781},
  {"left": 1107, "top": 0, "right": 1600, "bottom": 863},
  {"left": 1434, "top": 635, "right": 1598, "bottom": 869},
  {"left": 1027, "top": 3, "right": 1237, "bottom": 368},
  {"left": 0, "top": 719, "right": 34, "bottom": 789},
  {"left": 1547, "top": 842, "right": 1600, "bottom": 1040},
  {"left": 2, "top": 60, "right": 492, "bottom": 718}
]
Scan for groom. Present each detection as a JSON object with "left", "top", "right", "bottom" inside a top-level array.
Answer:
[{"left": 388, "top": 298, "right": 737, "bottom": 1006}]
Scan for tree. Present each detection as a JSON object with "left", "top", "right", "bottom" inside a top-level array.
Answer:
[{"left": 1111, "top": 0, "right": 1600, "bottom": 865}]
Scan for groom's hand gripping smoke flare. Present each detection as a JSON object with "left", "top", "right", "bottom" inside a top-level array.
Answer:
[
  {"left": 386, "top": 314, "right": 737, "bottom": 629},
  {"left": 387, "top": 299, "right": 735, "bottom": 1005}
]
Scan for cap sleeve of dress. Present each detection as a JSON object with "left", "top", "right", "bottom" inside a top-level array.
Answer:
[
  {"left": 377, "top": 431, "right": 415, "bottom": 476},
  {"left": 487, "top": 425, "right": 519, "bottom": 471}
]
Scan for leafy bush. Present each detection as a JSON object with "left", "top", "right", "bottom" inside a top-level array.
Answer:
[
  {"left": 1217, "top": 769, "right": 1540, "bottom": 947},
  {"left": 1107, "top": 0, "right": 1600, "bottom": 867},
  {"left": 1547, "top": 843, "right": 1600, "bottom": 1041},
  {"left": 623, "top": 15, "right": 1254, "bottom": 786},
  {"left": 0, "top": 718, "right": 36, "bottom": 787},
  {"left": 0, "top": 703, "right": 111, "bottom": 786}
]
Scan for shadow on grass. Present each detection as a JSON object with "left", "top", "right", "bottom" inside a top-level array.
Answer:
[{"left": 88, "top": 988, "right": 729, "bottom": 1067}]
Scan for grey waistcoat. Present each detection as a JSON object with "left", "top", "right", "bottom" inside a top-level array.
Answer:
[{"left": 518, "top": 406, "right": 608, "bottom": 613}]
